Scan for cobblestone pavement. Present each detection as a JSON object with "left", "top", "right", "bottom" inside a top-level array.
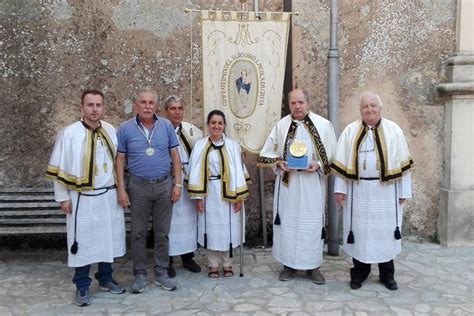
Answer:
[{"left": 0, "top": 240, "right": 472, "bottom": 315}]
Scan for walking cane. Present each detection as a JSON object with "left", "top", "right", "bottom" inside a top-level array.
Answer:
[
  {"left": 228, "top": 202, "right": 233, "bottom": 258},
  {"left": 240, "top": 202, "right": 245, "bottom": 277},
  {"left": 203, "top": 197, "right": 208, "bottom": 248}
]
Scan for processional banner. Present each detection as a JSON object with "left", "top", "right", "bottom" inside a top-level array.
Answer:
[{"left": 201, "top": 10, "right": 290, "bottom": 153}]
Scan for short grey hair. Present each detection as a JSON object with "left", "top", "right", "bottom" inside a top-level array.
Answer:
[
  {"left": 288, "top": 88, "right": 310, "bottom": 104},
  {"left": 164, "top": 95, "right": 182, "bottom": 111},
  {"left": 359, "top": 91, "right": 383, "bottom": 107},
  {"left": 136, "top": 87, "right": 158, "bottom": 102}
]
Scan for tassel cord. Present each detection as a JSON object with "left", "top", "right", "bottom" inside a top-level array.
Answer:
[
  {"left": 71, "top": 193, "right": 81, "bottom": 254},
  {"left": 321, "top": 174, "right": 326, "bottom": 240},
  {"left": 347, "top": 181, "right": 355, "bottom": 244},
  {"left": 70, "top": 185, "right": 116, "bottom": 255},
  {"left": 274, "top": 174, "right": 282, "bottom": 225},
  {"left": 350, "top": 181, "right": 353, "bottom": 232},
  {"left": 229, "top": 202, "right": 233, "bottom": 258},
  {"left": 394, "top": 184, "right": 401, "bottom": 240},
  {"left": 204, "top": 197, "right": 208, "bottom": 248}
]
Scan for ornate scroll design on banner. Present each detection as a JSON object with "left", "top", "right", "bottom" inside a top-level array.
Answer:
[
  {"left": 201, "top": 11, "right": 290, "bottom": 153},
  {"left": 229, "top": 24, "right": 258, "bottom": 46}
]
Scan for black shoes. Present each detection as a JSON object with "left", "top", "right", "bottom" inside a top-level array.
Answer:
[
  {"left": 167, "top": 264, "right": 176, "bottom": 278},
  {"left": 350, "top": 279, "right": 398, "bottom": 290},
  {"left": 183, "top": 259, "right": 202, "bottom": 273},
  {"left": 350, "top": 280, "right": 362, "bottom": 289},
  {"left": 383, "top": 279, "right": 398, "bottom": 291},
  {"left": 168, "top": 259, "right": 201, "bottom": 278}
]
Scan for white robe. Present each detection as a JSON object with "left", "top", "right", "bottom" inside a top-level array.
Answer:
[
  {"left": 169, "top": 122, "right": 202, "bottom": 256},
  {"left": 47, "top": 121, "right": 126, "bottom": 267},
  {"left": 187, "top": 135, "right": 249, "bottom": 251},
  {"left": 259, "top": 113, "right": 337, "bottom": 270},
  {"left": 334, "top": 120, "right": 413, "bottom": 263}
]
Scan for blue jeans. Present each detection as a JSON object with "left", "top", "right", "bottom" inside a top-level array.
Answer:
[{"left": 72, "top": 262, "right": 113, "bottom": 290}]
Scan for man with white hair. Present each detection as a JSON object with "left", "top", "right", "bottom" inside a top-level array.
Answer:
[
  {"left": 332, "top": 91, "right": 413, "bottom": 291},
  {"left": 116, "top": 87, "right": 182, "bottom": 293}
]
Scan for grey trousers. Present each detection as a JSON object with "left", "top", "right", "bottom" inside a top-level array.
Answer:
[{"left": 128, "top": 175, "right": 173, "bottom": 276}]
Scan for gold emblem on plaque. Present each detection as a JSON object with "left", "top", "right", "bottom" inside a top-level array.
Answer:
[{"left": 289, "top": 140, "right": 307, "bottom": 158}]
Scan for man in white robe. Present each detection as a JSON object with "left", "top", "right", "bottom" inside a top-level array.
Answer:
[
  {"left": 258, "top": 88, "right": 337, "bottom": 284},
  {"left": 164, "top": 96, "right": 203, "bottom": 277},
  {"left": 332, "top": 91, "right": 413, "bottom": 291},
  {"left": 46, "top": 89, "right": 126, "bottom": 306}
]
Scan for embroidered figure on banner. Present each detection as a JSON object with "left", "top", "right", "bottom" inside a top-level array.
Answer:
[
  {"left": 236, "top": 69, "right": 252, "bottom": 110},
  {"left": 229, "top": 61, "right": 258, "bottom": 119}
]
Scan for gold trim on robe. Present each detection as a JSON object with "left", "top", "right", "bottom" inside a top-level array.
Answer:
[
  {"left": 258, "top": 112, "right": 337, "bottom": 185},
  {"left": 331, "top": 119, "right": 414, "bottom": 182},
  {"left": 46, "top": 121, "right": 116, "bottom": 191},
  {"left": 187, "top": 135, "right": 249, "bottom": 202},
  {"left": 178, "top": 124, "right": 193, "bottom": 157}
]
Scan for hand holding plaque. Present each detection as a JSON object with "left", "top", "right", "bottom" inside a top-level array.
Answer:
[{"left": 287, "top": 140, "right": 309, "bottom": 169}]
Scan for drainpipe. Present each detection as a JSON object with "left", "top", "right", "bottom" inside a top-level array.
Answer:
[{"left": 327, "top": 0, "right": 340, "bottom": 256}]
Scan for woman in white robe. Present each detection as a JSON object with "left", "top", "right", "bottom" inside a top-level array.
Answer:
[{"left": 187, "top": 110, "right": 250, "bottom": 278}]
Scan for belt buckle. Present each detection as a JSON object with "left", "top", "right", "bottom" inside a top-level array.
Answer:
[
  {"left": 154, "top": 175, "right": 167, "bottom": 183},
  {"left": 149, "top": 178, "right": 159, "bottom": 184}
]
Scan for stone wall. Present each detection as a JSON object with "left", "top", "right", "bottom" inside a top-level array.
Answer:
[
  {"left": 292, "top": 0, "right": 456, "bottom": 241},
  {"left": 0, "top": 0, "right": 456, "bottom": 243}
]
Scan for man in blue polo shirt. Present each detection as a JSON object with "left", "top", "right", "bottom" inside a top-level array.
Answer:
[{"left": 115, "top": 87, "right": 182, "bottom": 293}]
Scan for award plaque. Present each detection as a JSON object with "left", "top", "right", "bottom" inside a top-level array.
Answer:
[{"left": 287, "top": 140, "right": 309, "bottom": 169}]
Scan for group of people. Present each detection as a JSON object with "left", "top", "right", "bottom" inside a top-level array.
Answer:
[
  {"left": 46, "top": 86, "right": 412, "bottom": 307},
  {"left": 259, "top": 88, "right": 413, "bottom": 291},
  {"left": 47, "top": 87, "right": 249, "bottom": 306}
]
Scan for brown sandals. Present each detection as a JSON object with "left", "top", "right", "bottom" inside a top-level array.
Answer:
[
  {"left": 208, "top": 268, "right": 219, "bottom": 279},
  {"left": 208, "top": 266, "right": 234, "bottom": 278},
  {"left": 223, "top": 266, "right": 234, "bottom": 278}
]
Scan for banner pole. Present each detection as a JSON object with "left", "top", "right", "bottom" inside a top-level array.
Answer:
[
  {"left": 240, "top": 203, "right": 245, "bottom": 277},
  {"left": 184, "top": 8, "right": 300, "bottom": 15},
  {"left": 188, "top": 10, "right": 194, "bottom": 132}
]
